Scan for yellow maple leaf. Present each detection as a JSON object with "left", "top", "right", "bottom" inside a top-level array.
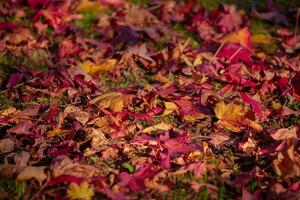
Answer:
[
  {"left": 89, "top": 92, "right": 133, "bottom": 112},
  {"left": 67, "top": 181, "right": 94, "bottom": 200},
  {"left": 47, "top": 128, "right": 70, "bottom": 137},
  {"left": 143, "top": 121, "right": 172, "bottom": 133},
  {"left": 76, "top": 0, "right": 103, "bottom": 13},
  {"left": 163, "top": 102, "right": 178, "bottom": 116},
  {"left": 183, "top": 112, "right": 207, "bottom": 122},
  {"left": 214, "top": 101, "right": 262, "bottom": 133},
  {"left": 80, "top": 59, "right": 117, "bottom": 75}
]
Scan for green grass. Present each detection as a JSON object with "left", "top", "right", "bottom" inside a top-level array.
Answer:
[
  {"left": 0, "top": 178, "right": 26, "bottom": 199},
  {"left": 199, "top": 0, "right": 300, "bottom": 11},
  {"left": 0, "top": 93, "right": 14, "bottom": 109},
  {"left": 76, "top": 12, "right": 98, "bottom": 36},
  {"left": 0, "top": 50, "right": 49, "bottom": 71},
  {"left": 127, "top": 0, "right": 149, "bottom": 5},
  {"left": 174, "top": 23, "right": 202, "bottom": 49}
]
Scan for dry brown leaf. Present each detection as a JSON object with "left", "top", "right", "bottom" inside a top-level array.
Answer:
[
  {"left": 64, "top": 106, "right": 90, "bottom": 125},
  {"left": 89, "top": 92, "right": 133, "bottom": 112},
  {"left": 88, "top": 117, "right": 110, "bottom": 134},
  {"left": 271, "top": 127, "right": 298, "bottom": 141},
  {"left": 0, "top": 138, "right": 14, "bottom": 154},
  {"left": 51, "top": 156, "right": 100, "bottom": 179},
  {"left": 86, "top": 128, "right": 109, "bottom": 148},
  {"left": 17, "top": 166, "right": 47, "bottom": 185}
]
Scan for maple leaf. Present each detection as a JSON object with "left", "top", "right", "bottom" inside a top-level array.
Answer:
[
  {"left": 89, "top": 92, "right": 133, "bottom": 112},
  {"left": 142, "top": 122, "right": 173, "bottom": 133},
  {"left": 218, "top": 4, "right": 243, "bottom": 33},
  {"left": 17, "top": 166, "right": 47, "bottom": 186},
  {"left": 219, "top": 27, "right": 252, "bottom": 49},
  {"left": 163, "top": 102, "right": 178, "bottom": 116},
  {"left": 67, "top": 181, "right": 94, "bottom": 200},
  {"left": 80, "top": 59, "right": 117, "bottom": 75},
  {"left": 76, "top": 0, "right": 103, "bottom": 13},
  {"left": 47, "top": 128, "right": 70, "bottom": 137},
  {"left": 214, "top": 101, "right": 262, "bottom": 133}
]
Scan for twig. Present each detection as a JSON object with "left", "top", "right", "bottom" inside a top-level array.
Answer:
[{"left": 210, "top": 42, "right": 225, "bottom": 64}]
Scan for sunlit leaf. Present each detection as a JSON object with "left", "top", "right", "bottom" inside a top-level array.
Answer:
[
  {"left": 89, "top": 92, "right": 133, "bottom": 112},
  {"left": 47, "top": 128, "right": 70, "bottom": 137},
  {"left": 80, "top": 59, "right": 117, "bottom": 75},
  {"left": 163, "top": 102, "right": 178, "bottom": 116},
  {"left": 219, "top": 27, "right": 252, "bottom": 49},
  {"left": 67, "top": 181, "right": 94, "bottom": 200},
  {"left": 76, "top": 0, "right": 104, "bottom": 13},
  {"left": 214, "top": 101, "right": 262, "bottom": 132},
  {"left": 142, "top": 122, "right": 173, "bottom": 133}
]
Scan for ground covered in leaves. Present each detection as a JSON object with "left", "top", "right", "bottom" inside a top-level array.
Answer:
[{"left": 0, "top": 0, "right": 300, "bottom": 199}]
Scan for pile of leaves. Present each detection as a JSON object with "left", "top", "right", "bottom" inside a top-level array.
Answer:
[{"left": 0, "top": 0, "right": 300, "bottom": 199}]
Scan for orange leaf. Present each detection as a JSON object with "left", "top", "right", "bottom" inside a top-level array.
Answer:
[
  {"left": 219, "top": 27, "right": 252, "bottom": 49},
  {"left": 214, "top": 101, "right": 262, "bottom": 132},
  {"left": 89, "top": 92, "right": 133, "bottom": 112}
]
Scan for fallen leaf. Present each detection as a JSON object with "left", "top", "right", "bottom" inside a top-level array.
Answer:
[
  {"left": 163, "top": 102, "right": 178, "bottom": 116},
  {"left": 64, "top": 106, "right": 90, "bottom": 125},
  {"left": 183, "top": 112, "right": 207, "bottom": 122},
  {"left": 89, "top": 92, "right": 133, "bottom": 112},
  {"left": 86, "top": 128, "right": 109, "bottom": 148},
  {"left": 144, "top": 171, "right": 169, "bottom": 192},
  {"left": 209, "top": 132, "right": 230, "bottom": 146},
  {"left": 271, "top": 127, "right": 298, "bottom": 141},
  {"left": 214, "top": 101, "right": 262, "bottom": 132},
  {"left": 142, "top": 122, "right": 172, "bottom": 133},
  {"left": 80, "top": 59, "right": 117, "bottom": 75},
  {"left": 76, "top": 0, "right": 104, "bottom": 12},
  {"left": 0, "top": 107, "right": 17, "bottom": 118},
  {"left": 17, "top": 166, "right": 47, "bottom": 186},
  {"left": 0, "top": 138, "right": 14, "bottom": 154},
  {"left": 47, "top": 128, "right": 70, "bottom": 137},
  {"left": 219, "top": 27, "right": 252, "bottom": 49},
  {"left": 67, "top": 181, "right": 94, "bottom": 200}
]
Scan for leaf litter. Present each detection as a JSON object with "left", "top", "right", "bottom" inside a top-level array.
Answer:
[{"left": 0, "top": 0, "right": 300, "bottom": 199}]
